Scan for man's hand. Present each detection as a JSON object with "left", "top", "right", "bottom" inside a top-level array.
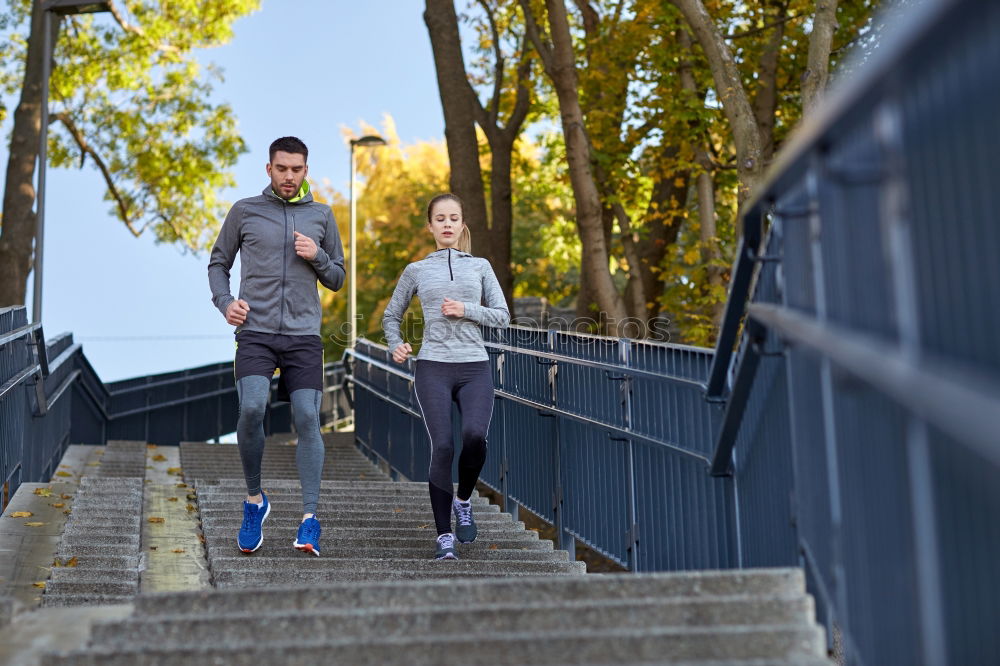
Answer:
[
  {"left": 441, "top": 297, "right": 465, "bottom": 318},
  {"left": 294, "top": 231, "right": 318, "bottom": 260},
  {"left": 392, "top": 342, "right": 412, "bottom": 364},
  {"left": 225, "top": 299, "right": 250, "bottom": 326}
]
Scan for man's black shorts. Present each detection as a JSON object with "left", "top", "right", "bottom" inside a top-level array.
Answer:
[{"left": 234, "top": 330, "right": 324, "bottom": 394}]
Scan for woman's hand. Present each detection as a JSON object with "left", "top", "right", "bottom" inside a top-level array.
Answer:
[
  {"left": 392, "top": 342, "right": 412, "bottom": 364},
  {"left": 441, "top": 297, "right": 465, "bottom": 318}
]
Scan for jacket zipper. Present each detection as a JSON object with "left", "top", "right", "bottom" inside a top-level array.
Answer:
[
  {"left": 447, "top": 248, "right": 454, "bottom": 281},
  {"left": 279, "top": 200, "right": 288, "bottom": 332}
]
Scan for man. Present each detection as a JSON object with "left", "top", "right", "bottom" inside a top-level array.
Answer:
[{"left": 208, "top": 136, "right": 344, "bottom": 556}]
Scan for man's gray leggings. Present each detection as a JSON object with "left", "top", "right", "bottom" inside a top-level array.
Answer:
[{"left": 235, "top": 375, "right": 324, "bottom": 515}]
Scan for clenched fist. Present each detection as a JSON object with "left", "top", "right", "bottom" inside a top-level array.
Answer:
[
  {"left": 225, "top": 299, "right": 250, "bottom": 326},
  {"left": 441, "top": 297, "right": 465, "bottom": 318},
  {"left": 294, "top": 231, "right": 318, "bottom": 260},
  {"left": 392, "top": 342, "right": 412, "bottom": 364}
]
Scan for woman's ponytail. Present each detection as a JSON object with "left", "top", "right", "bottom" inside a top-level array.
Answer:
[{"left": 457, "top": 226, "right": 472, "bottom": 254}]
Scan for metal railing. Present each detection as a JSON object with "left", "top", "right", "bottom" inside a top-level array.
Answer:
[
  {"left": 1, "top": 305, "right": 350, "bottom": 508},
  {"left": 348, "top": 0, "right": 998, "bottom": 663},
  {"left": 703, "top": 0, "right": 1000, "bottom": 663},
  {"left": 347, "top": 333, "right": 730, "bottom": 571}
]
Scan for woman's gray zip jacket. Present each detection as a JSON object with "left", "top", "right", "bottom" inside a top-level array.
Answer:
[
  {"left": 382, "top": 248, "right": 510, "bottom": 362},
  {"left": 208, "top": 185, "right": 345, "bottom": 336}
]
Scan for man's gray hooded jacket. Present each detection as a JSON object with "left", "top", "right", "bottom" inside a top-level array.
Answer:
[{"left": 208, "top": 184, "right": 345, "bottom": 336}]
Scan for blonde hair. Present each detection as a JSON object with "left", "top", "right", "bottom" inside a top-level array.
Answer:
[{"left": 427, "top": 193, "right": 472, "bottom": 254}]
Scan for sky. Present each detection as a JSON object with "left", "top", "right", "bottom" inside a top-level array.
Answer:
[{"left": 2, "top": 2, "right": 454, "bottom": 382}]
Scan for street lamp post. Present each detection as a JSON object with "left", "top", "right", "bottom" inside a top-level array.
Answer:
[
  {"left": 32, "top": 0, "right": 112, "bottom": 324},
  {"left": 347, "top": 134, "right": 387, "bottom": 348}
]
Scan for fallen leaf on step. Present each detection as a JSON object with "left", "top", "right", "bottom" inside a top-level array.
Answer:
[
  {"left": 167, "top": 497, "right": 179, "bottom": 502},
  {"left": 172, "top": 549, "right": 185, "bottom": 554},
  {"left": 186, "top": 494, "right": 197, "bottom": 501},
  {"left": 150, "top": 546, "right": 158, "bottom": 551},
  {"left": 24, "top": 522, "right": 45, "bottom": 527},
  {"left": 148, "top": 517, "right": 165, "bottom": 523},
  {"left": 55, "top": 471, "right": 72, "bottom": 478},
  {"left": 393, "top": 508, "right": 404, "bottom": 513},
  {"left": 186, "top": 504, "right": 196, "bottom": 512},
  {"left": 63, "top": 509, "right": 71, "bottom": 515},
  {"left": 166, "top": 467, "right": 182, "bottom": 476},
  {"left": 357, "top": 473, "right": 366, "bottom": 479},
  {"left": 86, "top": 462, "right": 100, "bottom": 467},
  {"left": 197, "top": 534, "right": 206, "bottom": 543},
  {"left": 50, "top": 503, "right": 65, "bottom": 509},
  {"left": 147, "top": 444, "right": 157, "bottom": 449},
  {"left": 33, "top": 488, "right": 52, "bottom": 497},
  {"left": 489, "top": 544, "right": 499, "bottom": 550},
  {"left": 32, "top": 582, "right": 45, "bottom": 589},
  {"left": 10, "top": 511, "right": 32, "bottom": 518},
  {"left": 152, "top": 454, "right": 167, "bottom": 462},
  {"left": 417, "top": 524, "right": 429, "bottom": 529},
  {"left": 58, "top": 557, "right": 78, "bottom": 568},
  {"left": 60, "top": 494, "right": 72, "bottom": 500},
  {"left": 175, "top": 483, "right": 187, "bottom": 489}
]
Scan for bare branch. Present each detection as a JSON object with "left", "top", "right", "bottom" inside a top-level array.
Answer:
[
  {"left": 504, "top": 35, "right": 533, "bottom": 139},
  {"left": 518, "top": 0, "right": 554, "bottom": 74},
  {"left": 475, "top": 0, "right": 505, "bottom": 126},
  {"left": 108, "top": 1, "right": 180, "bottom": 55},
  {"left": 53, "top": 111, "right": 139, "bottom": 236},
  {"left": 727, "top": 12, "right": 802, "bottom": 40},
  {"left": 802, "top": 0, "right": 840, "bottom": 113}
]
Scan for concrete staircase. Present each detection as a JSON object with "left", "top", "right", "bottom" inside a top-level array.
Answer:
[
  {"left": 2, "top": 432, "right": 831, "bottom": 665},
  {"left": 42, "top": 569, "right": 829, "bottom": 665}
]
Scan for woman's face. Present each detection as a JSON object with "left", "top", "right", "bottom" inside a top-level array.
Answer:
[{"left": 428, "top": 199, "right": 464, "bottom": 249}]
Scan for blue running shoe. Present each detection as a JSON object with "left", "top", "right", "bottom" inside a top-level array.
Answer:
[
  {"left": 435, "top": 532, "right": 458, "bottom": 560},
  {"left": 237, "top": 493, "right": 270, "bottom": 553},
  {"left": 293, "top": 517, "right": 321, "bottom": 556},
  {"left": 453, "top": 498, "right": 477, "bottom": 543}
]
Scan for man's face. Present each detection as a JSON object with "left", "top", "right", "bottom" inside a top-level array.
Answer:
[{"left": 267, "top": 150, "right": 308, "bottom": 199}]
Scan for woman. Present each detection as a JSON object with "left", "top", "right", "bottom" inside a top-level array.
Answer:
[{"left": 382, "top": 193, "right": 510, "bottom": 560}]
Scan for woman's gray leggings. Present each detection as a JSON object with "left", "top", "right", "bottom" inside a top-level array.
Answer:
[{"left": 236, "top": 375, "right": 324, "bottom": 515}]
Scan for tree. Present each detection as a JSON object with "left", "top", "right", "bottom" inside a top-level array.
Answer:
[
  {"left": 423, "top": 0, "right": 540, "bottom": 315},
  {"left": 318, "top": 117, "right": 576, "bottom": 360},
  {"left": 520, "top": 0, "right": 629, "bottom": 331},
  {"left": 0, "top": 0, "right": 257, "bottom": 307}
]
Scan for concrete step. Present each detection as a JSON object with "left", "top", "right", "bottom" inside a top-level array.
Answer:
[
  {"left": 198, "top": 479, "right": 435, "bottom": 492},
  {"left": 213, "top": 568, "right": 583, "bottom": 586},
  {"left": 89, "top": 595, "right": 814, "bottom": 648},
  {"left": 50, "top": 555, "right": 142, "bottom": 569},
  {"left": 131, "top": 570, "right": 807, "bottom": 616},
  {"left": 42, "top": 624, "right": 825, "bottom": 665},
  {"left": 196, "top": 492, "right": 490, "bottom": 504},
  {"left": 37, "top": 594, "right": 135, "bottom": 608},
  {"left": 200, "top": 523, "right": 532, "bottom": 540},
  {"left": 212, "top": 544, "right": 568, "bottom": 562},
  {"left": 59, "top": 529, "right": 139, "bottom": 549},
  {"left": 209, "top": 556, "right": 585, "bottom": 576},
  {"left": 206, "top": 536, "right": 553, "bottom": 557},
  {"left": 49, "top": 569, "right": 139, "bottom": 584},
  {"left": 40, "top": 581, "right": 138, "bottom": 599},
  {"left": 199, "top": 508, "right": 507, "bottom": 523}
]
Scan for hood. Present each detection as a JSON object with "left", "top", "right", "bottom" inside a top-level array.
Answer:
[{"left": 264, "top": 180, "right": 313, "bottom": 204}]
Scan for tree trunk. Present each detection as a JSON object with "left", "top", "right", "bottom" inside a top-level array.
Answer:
[
  {"left": 802, "top": 0, "right": 840, "bottom": 114},
  {"left": 521, "top": 0, "right": 628, "bottom": 332},
  {"left": 0, "top": 1, "right": 57, "bottom": 308},
  {"left": 423, "top": 0, "right": 491, "bottom": 259},
  {"left": 485, "top": 140, "right": 515, "bottom": 313},
  {"left": 634, "top": 159, "right": 688, "bottom": 324},
  {"left": 671, "top": 0, "right": 764, "bottom": 207},
  {"left": 753, "top": 1, "right": 788, "bottom": 163}
]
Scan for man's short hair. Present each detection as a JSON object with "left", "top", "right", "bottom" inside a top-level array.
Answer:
[{"left": 269, "top": 136, "right": 308, "bottom": 163}]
